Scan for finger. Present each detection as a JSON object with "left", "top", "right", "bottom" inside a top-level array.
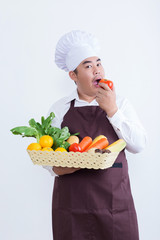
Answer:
[
  {"left": 97, "top": 85, "right": 111, "bottom": 96},
  {"left": 112, "top": 84, "right": 116, "bottom": 93},
  {"left": 95, "top": 94, "right": 101, "bottom": 100},
  {"left": 98, "top": 82, "right": 111, "bottom": 91},
  {"left": 96, "top": 89, "right": 104, "bottom": 97}
]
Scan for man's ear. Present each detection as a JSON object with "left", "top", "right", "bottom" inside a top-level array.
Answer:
[{"left": 69, "top": 71, "right": 77, "bottom": 83}]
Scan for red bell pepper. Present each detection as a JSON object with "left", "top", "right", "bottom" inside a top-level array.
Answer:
[{"left": 69, "top": 143, "right": 82, "bottom": 152}]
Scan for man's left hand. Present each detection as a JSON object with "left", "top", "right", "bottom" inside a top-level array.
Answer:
[{"left": 96, "top": 82, "right": 118, "bottom": 117}]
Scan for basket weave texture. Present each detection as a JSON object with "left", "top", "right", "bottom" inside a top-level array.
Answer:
[{"left": 27, "top": 150, "right": 119, "bottom": 169}]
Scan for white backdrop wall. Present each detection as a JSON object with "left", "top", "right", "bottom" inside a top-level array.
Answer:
[{"left": 0, "top": 0, "right": 160, "bottom": 239}]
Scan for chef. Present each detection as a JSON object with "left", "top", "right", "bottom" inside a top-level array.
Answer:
[{"left": 45, "top": 30, "right": 147, "bottom": 240}]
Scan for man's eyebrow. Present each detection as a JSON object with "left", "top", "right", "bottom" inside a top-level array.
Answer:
[
  {"left": 82, "top": 60, "right": 92, "bottom": 64},
  {"left": 82, "top": 58, "right": 101, "bottom": 64}
]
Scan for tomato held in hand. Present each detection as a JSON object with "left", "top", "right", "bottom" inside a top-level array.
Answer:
[
  {"left": 69, "top": 143, "right": 82, "bottom": 152},
  {"left": 99, "top": 79, "right": 113, "bottom": 90}
]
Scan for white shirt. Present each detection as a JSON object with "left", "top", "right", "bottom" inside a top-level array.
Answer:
[{"left": 43, "top": 89, "right": 147, "bottom": 176}]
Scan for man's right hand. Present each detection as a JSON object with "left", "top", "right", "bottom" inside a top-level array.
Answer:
[{"left": 53, "top": 166, "right": 80, "bottom": 176}]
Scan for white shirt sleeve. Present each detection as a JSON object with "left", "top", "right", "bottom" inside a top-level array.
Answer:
[
  {"left": 42, "top": 165, "right": 58, "bottom": 177},
  {"left": 107, "top": 97, "right": 147, "bottom": 153}
]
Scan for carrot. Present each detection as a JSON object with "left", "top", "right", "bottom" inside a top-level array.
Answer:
[
  {"left": 89, "top": 135, "right": 107, "bottom": 147},
  {"left": 79, "top": 136, "right": 92, "bottom": 152},
  {"left": 85, "top": 138, "right": 109, "bottom": 152}
]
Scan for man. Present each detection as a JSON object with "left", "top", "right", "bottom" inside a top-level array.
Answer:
[{"left": 45, "top": 30, "right": 147, "bottom": 240}]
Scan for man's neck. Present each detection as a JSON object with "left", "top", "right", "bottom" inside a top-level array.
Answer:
[{"left": 77, "top": 90, "right": 96, "bottom": 103}]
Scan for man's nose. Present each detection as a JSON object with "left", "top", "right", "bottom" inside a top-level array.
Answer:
[{"left": 93, "top": 66, "right": 100, "bottom": 74}]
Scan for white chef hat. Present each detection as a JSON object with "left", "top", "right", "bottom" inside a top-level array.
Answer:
[{"left": 55, "top": 30, "right": 100, "bottom": 72}]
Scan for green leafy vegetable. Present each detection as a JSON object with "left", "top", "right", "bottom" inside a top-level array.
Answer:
[
  {"left": 10, "top": 112, "right": 78, "bottom": 150},
  {"left": 10, "top": 126, "right": 38, "bottom": 138}
]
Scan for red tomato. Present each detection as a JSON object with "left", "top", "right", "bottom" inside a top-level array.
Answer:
[
  {"left": 99, "top": 79, "right": 113, "bottom": 90},
  {"left": 69, "top": 143, "right": 82, "bottom": 152}
]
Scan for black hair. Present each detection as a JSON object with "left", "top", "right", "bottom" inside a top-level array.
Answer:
[
  {"left": 72, "top": 68, "right": 78, "bottom": 85},
  {"left": 73, "top": 68, "right": 78, "bottom": 75}
]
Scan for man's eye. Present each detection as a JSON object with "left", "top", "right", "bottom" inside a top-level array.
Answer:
[
  {"left": 86, "top": 65, "right": 92, "bottom": 68},
  {"left": 97, "top": 63, "right": 101, "bottom": 66}
]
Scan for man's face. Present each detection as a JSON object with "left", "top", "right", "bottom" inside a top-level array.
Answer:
[{"left": 70, "top": 56, "right": 105, "bottom": 101}]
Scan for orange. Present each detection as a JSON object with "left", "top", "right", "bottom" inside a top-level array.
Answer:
[
  {"left": 39, "top": 135, "right": 54, "bottom": 148},
  {"left": 55, "top": 147, "right": 67, "bottom": 152},
  {"left": 27, "top": 143, "right": 42, "bottom": 150},
  {"left": 42, "top": 147, "right": 54, "bottom": 152}
]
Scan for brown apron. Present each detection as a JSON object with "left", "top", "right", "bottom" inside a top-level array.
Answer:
[{"left": 52, "top": 100, "right": 139, "bottom": 240}]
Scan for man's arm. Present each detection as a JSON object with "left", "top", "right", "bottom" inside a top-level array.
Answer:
[{"left": 96, "top": 83, "right": 147, "bottom": 153}]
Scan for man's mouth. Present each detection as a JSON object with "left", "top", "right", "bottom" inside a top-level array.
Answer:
[{"left": 93, "top": 78, "right": 101, "bottom": 87}]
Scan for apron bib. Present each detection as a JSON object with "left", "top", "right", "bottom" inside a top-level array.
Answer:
[{"left": 52, "top": 100, "right": 139, "bottom": 240}]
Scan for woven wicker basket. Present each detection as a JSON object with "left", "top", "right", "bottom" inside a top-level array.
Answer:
[{"left": 27, "top": 150, "right": 119, "bottom": 170}]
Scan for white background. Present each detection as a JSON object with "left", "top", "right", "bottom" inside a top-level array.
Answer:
[{"left": 0, "top": 0, "right": 160, "bottom": 239}]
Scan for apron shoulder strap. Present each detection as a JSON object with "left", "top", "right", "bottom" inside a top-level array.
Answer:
[{"left": 70, "top": 99, "right": 75, "bottom": 108}]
